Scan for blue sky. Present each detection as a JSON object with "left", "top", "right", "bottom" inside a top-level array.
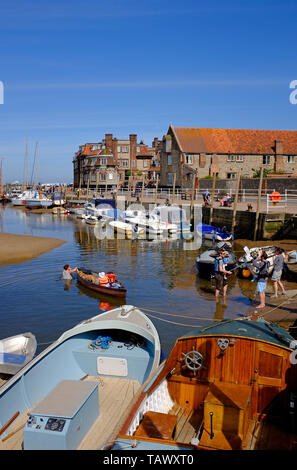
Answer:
[{"left": 0, "top": 0, "right": 297, "bottom": 183}]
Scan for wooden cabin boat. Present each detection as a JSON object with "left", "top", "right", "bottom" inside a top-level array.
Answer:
[
  {"left": 77, "top": 268, "right": 127, "bottom": 298},
  {"left": 113, "top": 317, "right": 297, "bottom": 451},
  {"left": 0, "top": 306, "right": 161, "bottom": 450},
  {"left": 0, "top": 333, "right": 37, "bottom": 376}
]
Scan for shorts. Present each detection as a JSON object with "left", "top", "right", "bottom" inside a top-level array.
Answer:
[
  {"left": 215, "top": 272, "right": 227, "bottom": 291},
  {"left": 257, "top": 280, "right": 267, "bottom": 293},
  {"left": 272, "top": 270, "right": 282, "bottom": 281}
]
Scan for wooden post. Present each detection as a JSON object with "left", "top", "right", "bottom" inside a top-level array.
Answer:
[
  {"left": 209, "top": 172, "right": 217, "bottom": 225},
  {"left": 140, "top": 173, "right": 145, "bottom": 205},
  {"left": 86, "top": 175, "right": 90, "bottom": 199},
  {"left": 231, "top": 170, "right": 241, "bottom": 236},
  {"left": 154, "top": 175, "right": 159, "bottom": 205},
  {"left": 171, "top": 173, "right": 176, "bottom": 205},
  {"left": 190, "top": 172, "right": 196, "bottom": 221},
  {"left": 95, "top": 171, "right": 98, "bottom": 196},
  {"left": 127, "top": 176, "right": 131, "bottom": 205},
  {"left": 253, "top": 167, "right": 264, "bottom": 241}
]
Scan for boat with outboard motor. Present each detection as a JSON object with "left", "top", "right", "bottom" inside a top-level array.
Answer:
[
  {"left": 77, "top": 268, "right": 127, "bottom": 298},
  {"left": 113, "top": 316, "right": 297, "bottom": 451},
  {"left": 0, "top": 333, "right": 37, "bottom": 376},
  {"left": 196, "top": 223, "right": 233, "bottom": 242},
  {"left": 151, "top": 206, "right": 190, "bottom": 233},
  {"left": 196, "top": 242, "right": 237, "bottom": 279},
  {"left": 0, "top": 305, "right": 161, "bottom": 450},
  {"left": 237, "top": 245, "right": 277, "bottom": 278}
]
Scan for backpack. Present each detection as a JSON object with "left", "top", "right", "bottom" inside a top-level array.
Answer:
[{"left": 256, "top": 260, "right": 270, "bottom": 280}]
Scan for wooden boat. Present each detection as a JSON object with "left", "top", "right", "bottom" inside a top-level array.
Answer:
[
  {"left": 113, "top": 317, "right": 297, "bottom": 451},
  {"left": 237, "top": 245, "right": 277, "bottom": 278},
  {"left": 0, "top": 305, "right": 161, "bottom": 450},
  {"left": 0, "top": 333, "right": 37, "bottom": 376},
  {"left": 77, "top": 268, "right": 127, "bottom": 298}
]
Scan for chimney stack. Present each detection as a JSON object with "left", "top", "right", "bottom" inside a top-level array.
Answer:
[{"left": 105, "top": 133, "right": 113, "bottom": 150}]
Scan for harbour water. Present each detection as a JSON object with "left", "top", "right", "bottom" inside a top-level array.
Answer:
[{"left": 0, "top": 205, "right": 259, "bottom": 358}]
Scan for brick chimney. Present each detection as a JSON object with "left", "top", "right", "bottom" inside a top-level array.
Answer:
[
  {"left": 129, "top": 134, "right": 137, "bottom": 169},
  {"left": 153, "top": 137, "right": 159, "bottom": 148},
  {"left": 105, "top": 133, "right": 113, "bottom": 150},
  {"left": 274, "top": 139, "right": 285, "bottom": 172}
]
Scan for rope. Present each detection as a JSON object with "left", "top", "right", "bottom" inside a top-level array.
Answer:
[
  {"left": 139, "top": 307, "right": 215, "bottom": 322},
  {"left": 143, "top": 311, "right": 204, "bottom": 328}
]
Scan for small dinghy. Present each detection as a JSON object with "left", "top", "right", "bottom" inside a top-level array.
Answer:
[
  {"left": 77, "top": 268, "right": 127, "bottom": 298},
  {"left": 0, "top": 306, "right": 161, "bottom": 450},
  {"left": 237, "top": 245, "right": 277, "bottom": 278},
  {"left": 196, "top": 242, "right": 237, "bottom": 279},
  {"left": 0, "top": 333, "right": 37, "bottom": 375},
  {"left": 196, "top": 223, "right": 233, "bottom": 242}
]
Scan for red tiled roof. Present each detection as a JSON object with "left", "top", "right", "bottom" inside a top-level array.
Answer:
[{"left": 172, "top": 126, "right": 297, "bottom": 155}]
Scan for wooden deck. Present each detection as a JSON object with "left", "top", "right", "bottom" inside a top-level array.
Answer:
[
  {"left": 0, "top": 376, "right": 140, "bottom": 450},
  {"left": 168, "top": 404, "right": 203, "bottom": 444}
]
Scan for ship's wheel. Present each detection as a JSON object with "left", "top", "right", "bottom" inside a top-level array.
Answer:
[{"left": 182, "top": 348, "right": 204, "bottom": 374}]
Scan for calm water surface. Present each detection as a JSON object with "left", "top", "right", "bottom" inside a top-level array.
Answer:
[{"left": 0, "top": 205, "right": 257, "bottom": 358}]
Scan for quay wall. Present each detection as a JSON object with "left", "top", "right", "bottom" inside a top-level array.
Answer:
[{"left": 199, "top": 177, "right": 297, "bottom": 194}]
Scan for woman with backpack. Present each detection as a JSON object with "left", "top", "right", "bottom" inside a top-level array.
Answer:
[{"left": 253, "top": 252, "right": 270, "bottom": 309}]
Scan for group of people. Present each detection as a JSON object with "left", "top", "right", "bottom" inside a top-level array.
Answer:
[
  {"left": 62, "top": 265, "right": 121, "bottom": 288},
  {"left": 214, "top": 246, "right": 295, "bottom": 309}
]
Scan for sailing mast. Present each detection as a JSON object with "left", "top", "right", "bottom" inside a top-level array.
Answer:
[
  {"left": 22, "top": 138, "right": 29, "bottom": 191},
  {"left": 30, "top": 142, "right": 39, "bottom": 190},
  {"left": 0, "top": 158, "right": 4, "bottom": 198}
]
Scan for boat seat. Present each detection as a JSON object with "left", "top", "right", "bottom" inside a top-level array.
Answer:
[{"left": 134, "top": 411, "right": 177, "bottom": 440}]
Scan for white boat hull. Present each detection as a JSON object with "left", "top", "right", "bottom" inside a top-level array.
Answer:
[{"left": 0, "top": 332, "right": 37, "bottom": 375}]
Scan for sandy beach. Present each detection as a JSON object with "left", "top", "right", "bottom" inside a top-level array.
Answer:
[{"left": 0, "top": 233, "right": 66, "bottom": 266}]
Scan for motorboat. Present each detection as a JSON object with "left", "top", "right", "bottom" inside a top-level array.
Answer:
[
  {"left": 124, "top": 210, "right": 164, "bottom": 235},
  {"left": 113, "top": 317, "right": 297, "bottom": 451},
  {"left": 237, "top": 245, "right": 277, "bottom": 278},
  {"left": 11, "top": 190, "right": 35, "bottom": 206},
  {"left": 109, "top": 220, "right": 144, "bottom": 239},
  {"left": 0, "top": 306, "right": 161, "bottom": 450},
  {"left": 151, "top": 206, "right": 191, "bottom": 233},
  {"left": 25, "top": 193, "right": 53, "bottom": 209},
  {"left": 196, "top": 242, "right": 237, "bottom": 279},
  {"left": 0, "top": 332, "right": 37, "bottom": 376},
  {"left": 196, "top": 223, "right": 233, "bottom": 242}
]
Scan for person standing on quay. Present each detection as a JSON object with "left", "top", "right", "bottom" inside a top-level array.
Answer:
[{"left": 271, "top": 247, "right": 286, "bottom": 297}]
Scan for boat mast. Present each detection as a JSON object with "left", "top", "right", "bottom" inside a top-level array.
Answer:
[
  {"left": 30, "top": 142, "right": 39, "bottom": 190},
  {"left": 0, "top": 158, "right": 4, "bottom": 197},
  {"left": 22, "top": 137, "right": 29, "bottom": 191}
]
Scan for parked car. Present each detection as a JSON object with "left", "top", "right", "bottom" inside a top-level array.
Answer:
[{"left": 135, "top": 182, "right": 147, "bottom": 189}]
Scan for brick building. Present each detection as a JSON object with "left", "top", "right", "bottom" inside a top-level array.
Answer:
[
  {"left": 73, "top": 134, "right": 161, "bottom": 188},
  {"left": 160, "top": 125, "right": 297, "bottom": 188}
]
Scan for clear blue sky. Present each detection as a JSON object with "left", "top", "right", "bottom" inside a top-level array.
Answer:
[{"left": 0, "top": 0, "right": 296, "bottom": 183}]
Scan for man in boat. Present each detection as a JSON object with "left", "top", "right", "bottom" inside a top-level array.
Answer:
[
  {"left": 63, "top": 264, "right": 78, "bottom": 280},
  {"left": 214, "top": 250, "right": 232, "bottom": 299},
  {"left": 252, "top": 252, "right": 270, "bottom": 309}
]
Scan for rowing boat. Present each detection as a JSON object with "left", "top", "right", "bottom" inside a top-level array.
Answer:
[{"left": 77, "top": 268, "right": 127, "bottom": 298}]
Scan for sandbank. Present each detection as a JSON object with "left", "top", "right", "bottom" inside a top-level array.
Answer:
[{"left": 0, "top": 233, "right": 66, "bottom": 266}]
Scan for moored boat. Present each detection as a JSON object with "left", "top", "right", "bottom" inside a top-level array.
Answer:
[
  {"left": 0, "top": 306, "right": 161, "bottom": 450},
  {"left": 196, "top": 223, "right": 233, "bottom": 242},
  {"left": 237, "top": 245, "right": 277, "bottom": 278},
  {"left": 113, "top": 317, "right": 297, "bottom": 451},
  {"left": 77, "top": 268, "right": 127, "bottom": 298},
  {"left": 196, "top": 242, "right": 237, "bottom": 279},
  {"left": 109, "top": 220, "right": 144, "bottom": 239},
  {"left": 0, "top": 332, "right": 37, "bottom": 376}
]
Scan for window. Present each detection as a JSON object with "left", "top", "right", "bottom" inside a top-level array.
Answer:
[
  {"left": 100, "top": 158, "right": 107, "bottom": 165},
  {"left": 227, "top": 155, "right": 235, "bottom": 161},
  {"left": 288, "top": 156, "right": 296, "bottom": 163},
  {"left": 100, "top": 173, "right": 106, "bottom": 181},
  {"left": 167, "top": 173, "right": 173, "bottom": 185},
  {"left": 121, "top": 146, "right": 129, "bottom": 153},
  {"left": 168, "top": 155, "right": 172, "bottom": 165},
  {"left": 227, "top": 172, "right": 236, "bottom": 179},
  {"left": 132, "top": 160, "right": 135, "bottom": 167},
  {"left": 236, "top": 155, "right": 243, "bottom": 162},
  {"left": 186, "top": 155, "right": 193, "bottom": 164},
  {"left": 263, "top": 155, "right": 271, "bottom": 165},
  {"left": 143, "top": 160, "right": 148, "bottom": 167},
  {"left": 92, "top": 144, "right": 100, "bottom": 151},
  {"left": 122, "top": 160, "right": 129, "bottom": 167},
  {"left": 137, "top": 146, "right": 140, "bottom": 152}
]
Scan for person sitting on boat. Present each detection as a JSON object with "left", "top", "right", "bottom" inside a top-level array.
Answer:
[
  {"left": 63, "top": 264, "right": 78, "bottom": 280},
  {"left": 98, "top": 272, "right": 110, "bottom": 287}
]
